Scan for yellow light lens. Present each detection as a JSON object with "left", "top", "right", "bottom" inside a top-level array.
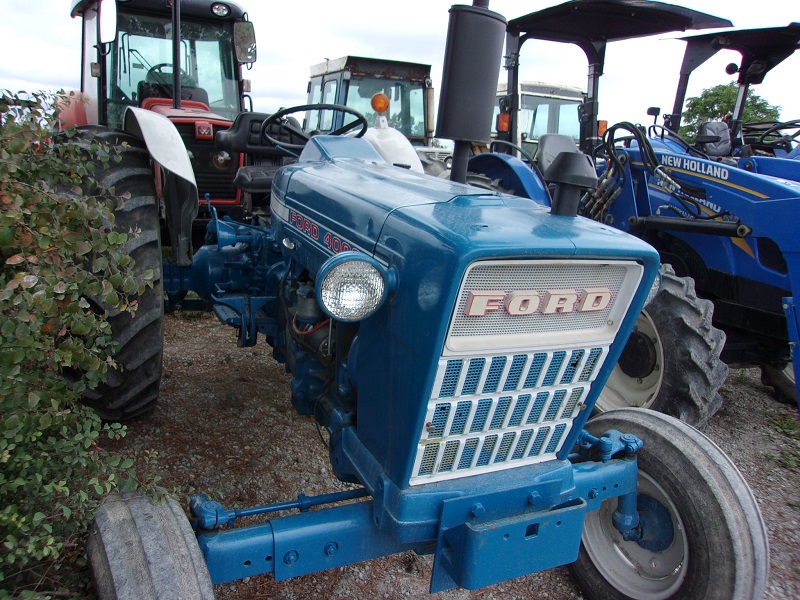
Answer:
[{"left": 371, "top": 93, "right": 390, "bottom": 114}]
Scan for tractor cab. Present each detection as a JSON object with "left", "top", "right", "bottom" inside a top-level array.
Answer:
[
  {"left": 68, "top": 0, "right": 258, "bottom": 243},
  {"left": 69, "top": 0, "right": 256, "bottom": 129},
  {"left": 306, "top": 56, "right": 435, "bottom": 144},
  {"left": 304, "top": 56, "right": 453, "bottom": 169}
]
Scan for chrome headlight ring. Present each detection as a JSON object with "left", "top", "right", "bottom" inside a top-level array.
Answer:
[{"left": 316, "top": 252, "right": 395, "bottom": 322}]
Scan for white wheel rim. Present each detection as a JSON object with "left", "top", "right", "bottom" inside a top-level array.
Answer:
[
  {"left": 784, "top": 363, "right": 795, "bottom": 384},
  {"left": 582, "top": 472, "right": 688, "bottom": 600},
  {"left": 597, "top": 310, "right": 664, "bottom": 411}
]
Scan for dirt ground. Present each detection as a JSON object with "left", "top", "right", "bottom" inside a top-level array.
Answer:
[{"left": 104, "top": 312, "right": 800, "bottom": 600}]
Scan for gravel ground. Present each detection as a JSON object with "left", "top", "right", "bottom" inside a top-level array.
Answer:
[{"left": 103, "top": 312, "right": 800, "bottom": 599}]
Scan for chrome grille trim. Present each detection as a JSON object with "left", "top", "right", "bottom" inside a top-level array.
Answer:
[
  {"left": 445, "top": 259, "right": 643, "bottom": 354},
  {"left": 410, "top": 346, "right": 607, "bottom": 485}
]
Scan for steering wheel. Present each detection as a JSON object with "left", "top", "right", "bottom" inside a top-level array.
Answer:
[
  {"left": 260, "top": 104, "right": 368, "bottom": 151},
  {"left": 146, "top": 63, "right": 190, "bottom": 85},
  {"left": 755, "top": 119, "right": 800, "bottom": 151},
  {"left": 489, "top": 139, "right": 535, "bottom": 167},
  {"left": 647, "top": 124, "right": 708, "bottom": 157}
]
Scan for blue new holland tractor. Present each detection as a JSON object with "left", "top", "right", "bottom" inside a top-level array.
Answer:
[
  {"left": 83, "top": 1, "right": 769, "bottom": 598},
  {"left": 470, "top": 0, "right": 800, "bottom": 427},
  {"left": 653, "top": 22, "right": 800, "bottom": 404}
]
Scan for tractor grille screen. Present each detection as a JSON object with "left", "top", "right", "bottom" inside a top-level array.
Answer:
[
  {"left": 444, "top": 260, "right": 642, "bottom": 354},
  {"left": 174, "top": 124, "right": 238, "bottom": 201},
  {"left": 409, "top": 259, "right": 642, "bottom": 485}
]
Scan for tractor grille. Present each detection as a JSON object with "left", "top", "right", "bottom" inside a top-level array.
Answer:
[
  {"left": 410, "top": 259, "right": 642, "bottom": 485},
  {"left": 446, "top": 260, "right": 639, "bottom": 353},
  {"left": 174, "top": 123, "right": 239, "bottom": 202},
  {"left": 418, "top": 149, "right": 452, "bottom": 162}
]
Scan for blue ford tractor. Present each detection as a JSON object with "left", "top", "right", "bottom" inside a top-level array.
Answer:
[
  {"left": 83, "top": 1, "right": 768, "bottom": 599},
  {"left": 468, "top": 0, "right": 800, "bottom": 418}
]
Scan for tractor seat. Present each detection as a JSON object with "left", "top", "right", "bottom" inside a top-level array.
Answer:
[
  {"left": 535, "top": 134, "right": 581, "bottom": 172},
  {"left": 696, "top": 121, "right": 732, "bottom": 157},
  {"left": 217, "top": 112, "right": 306, "bottom": 195},
  {"left": 137, "top": 81, "right": 210, "bottom": 107},
  {"left": 533, "top": 134, "right": 596, "bottom": 217}
]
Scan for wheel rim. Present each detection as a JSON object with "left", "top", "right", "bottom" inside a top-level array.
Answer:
[
  {"left": 597, "top": 310, "right": 664, "bottom": 410},
  {"left": 582, "top": 472, "right": 689, "bottom": 599},
  {"left": 784, "top": 363, "right": 795, "bottom": 384}
]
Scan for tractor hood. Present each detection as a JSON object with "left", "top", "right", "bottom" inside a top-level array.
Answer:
[{"left": 271, "top": 136, "right": 654, "bottom": 276}]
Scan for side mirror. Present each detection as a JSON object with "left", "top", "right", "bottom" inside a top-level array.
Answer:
[
  {"left": 234, "top": 21, "right": 257, "bottom": 64},
  {"left": 99, "top": 0, "right": 118, "bottom": 44}
]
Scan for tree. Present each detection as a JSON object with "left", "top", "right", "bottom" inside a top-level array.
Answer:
[{"left": 679, "top": 82, "right": 780, "bottom": 140}]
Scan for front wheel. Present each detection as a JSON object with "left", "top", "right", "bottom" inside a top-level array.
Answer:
[
  {"left": 88, "top": 493, "right": 214, "bottom": 599},
  {"left": 596, "top": 264, "right": 727, "bottom": 429},
  {"left": 569, "top": 409, "right": 769, "bottom": 600}
]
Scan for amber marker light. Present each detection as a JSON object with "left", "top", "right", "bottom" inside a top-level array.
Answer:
[
  {"left": 371, "top": 93, "right": 390, "bottom": 114},
  {"left": 496, "top": 112, "right": 510, "bottom": 133}
]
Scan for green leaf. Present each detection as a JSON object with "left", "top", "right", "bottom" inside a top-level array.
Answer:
[{"left": 73, "top": 241, "right": 92, "bottom": 256}]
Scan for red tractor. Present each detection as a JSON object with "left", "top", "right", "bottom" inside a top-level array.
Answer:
[
  {"left": 65, "top": 0, "right": 259, "bottom": 260},
  {"left": 60, "top": 0, "right": 256, "bottom": 419}
]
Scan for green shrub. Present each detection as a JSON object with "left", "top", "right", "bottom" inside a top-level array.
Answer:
[{"left": 0, "top": 91, "right": 152, "bottom": 597}]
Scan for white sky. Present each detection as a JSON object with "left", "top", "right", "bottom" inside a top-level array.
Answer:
[{"left": 1, "top": 1, "right": 798, "bottom": 129}]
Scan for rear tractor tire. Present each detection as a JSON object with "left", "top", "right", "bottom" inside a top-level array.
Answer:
[
  {"left": 87, "top": 492, "right": 214, "bottom": 600},
  {"left": 569, "top": 409, "right": 769, "bottom": 600},
  {"left": 69, "top": 128, "right": 165, "bottom": 421},
  {"left": 596, "top": 264, "right": 727, "bottom": 429}
]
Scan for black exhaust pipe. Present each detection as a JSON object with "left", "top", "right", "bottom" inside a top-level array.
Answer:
[{"left": 436, "top": 1, "right": 506, "bottom": 183}]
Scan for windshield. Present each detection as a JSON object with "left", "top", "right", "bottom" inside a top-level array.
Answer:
[
  {"left": 306, "top": 75, "right": 426, "bottom": 138},
  {"left": 347, "top": 78, "right": 425, "bottom": 138},
  {"left": 519, "top": 95, "right": 581, "bottom": 142},
  {"left": 105, "top": 11, "right": 240, "bottom": 128}
]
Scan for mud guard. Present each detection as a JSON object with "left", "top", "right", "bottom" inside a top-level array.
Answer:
[{"left": 124, "top": 107, "right": 199, "bottom": 266}]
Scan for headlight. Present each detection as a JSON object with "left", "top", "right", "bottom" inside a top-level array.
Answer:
[
  {"left": 212, "top": 150, "right": 231, "bottom": 170},
  {"left": 211, "top": 3, "right": 231, "bottom": 17},
  {"left": 316, "top": 253, "right": 392, "bottom": 322}
]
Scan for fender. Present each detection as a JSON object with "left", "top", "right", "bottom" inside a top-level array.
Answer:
[{"left": 124, "top": 107, "right": 199, "bottom": 266}]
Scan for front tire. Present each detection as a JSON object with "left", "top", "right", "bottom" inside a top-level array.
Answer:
[
  {"left": 71, "top": 128, "right": 165, "bottom": 420},
  {"left": 596, "top": 264, "right": 727, "bottom": 429},
  {"left": 569, "top": 409, "right": 769, "bottom": 600},
  {"left": 87, "top": 493, "right": 214, "bottom": 600}
]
